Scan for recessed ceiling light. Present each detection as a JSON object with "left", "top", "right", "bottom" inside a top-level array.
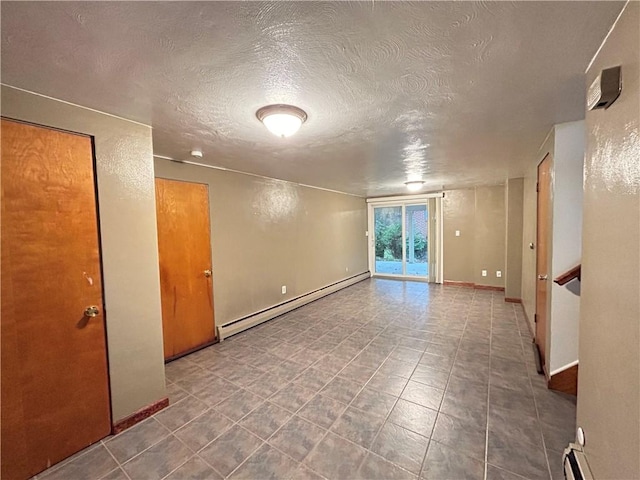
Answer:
[
  {"left": 256, "top": 104, "right": 307, "bottom": 138},
  {"left": 405, "top": 180, "right": 425, "bottom": 192}
]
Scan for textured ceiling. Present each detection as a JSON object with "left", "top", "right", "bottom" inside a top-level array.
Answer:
[{"left": 1, "top": 1, "right": 624, "bottom": 197}]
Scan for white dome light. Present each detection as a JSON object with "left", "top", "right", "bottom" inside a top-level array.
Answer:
[
  {"left": 257, "top": 104, "right": 307, "bottom": 138},
  {"left": 405, "top": 180, "right": 425, "bottom": 192}
]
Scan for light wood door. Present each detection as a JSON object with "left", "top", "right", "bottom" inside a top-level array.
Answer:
[
  {"left": 536, "top": 154, "right": 552, "bottom": 367},
  {"left": 1, "top": 119, "right": 111, "bottom": 480},
  {"left": 155, "top": 178, "right": 215, "bottom": 360}
]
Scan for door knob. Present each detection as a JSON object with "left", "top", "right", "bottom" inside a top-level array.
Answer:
[
  {"left": 538, "top": 274, "right": 548, "bottom": 281},
  {"left": 204, "top": 269, "right": 212, "bottom": 277},
  {"left": 84, "top": 306, "right": 100, "bottom": 317}
]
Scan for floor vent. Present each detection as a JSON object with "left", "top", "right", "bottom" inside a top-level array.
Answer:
[{"left": 563, "top": 443, "right": 594, "bottom": 480}]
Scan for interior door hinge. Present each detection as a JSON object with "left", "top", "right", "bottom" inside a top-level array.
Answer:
[
  {"left": 534, "top": 313, "right": 538, "bottom": 323},
  {"left": 536, "top": 182, "right": 539, "bottom": 193}
]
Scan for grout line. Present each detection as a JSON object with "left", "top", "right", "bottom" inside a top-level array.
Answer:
[
  {"left": 41, "top": 282, "right": 557, "bottom": 480},
  {"left": 263, "top": 290, "right": 444, "bottom": 476},
  {"left": 234, "top": 314, "right": 400, "bottom": 477},
  {"left": 159, "top": 455, "right": 196, "bottom": 480},
  {"left": 184, "top": 308, "right": 399, "bottom": 478},
  {"left": 483, "top": 289, "right": 494, "bottom": 480},
  {"left": 102, "top": 445, "right": 122, "bottom": 469},
  {"left": 525, "top": 352, "right": 554, "bottom": 478},
  {"left": 111, "top": 431, "right": 173, "bottom": 470}
]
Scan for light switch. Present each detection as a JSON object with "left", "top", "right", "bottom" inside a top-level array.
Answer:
[
  {"left": 482, "top": 270, "right": 487, "bottom": 277},
  {"left": 455, "top": 230, "right": 461, "bottom": 237}
]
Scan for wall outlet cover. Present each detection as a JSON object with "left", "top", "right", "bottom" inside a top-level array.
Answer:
[
  {"left": 455, "top": 230, "right": 460, "bottom": 237},
  {"left": 482, "top": 270, "right": 487, "bottom": 277},
  {"left": 281, "top": 285, "right": 286, "bottom": 294},
  {"left": 496, "top": 271, "right": 502, "bottom": 277}
]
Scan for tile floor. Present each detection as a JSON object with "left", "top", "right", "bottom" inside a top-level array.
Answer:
[{"left": 36, "top": 279, "right": 576, "bottom": 480}]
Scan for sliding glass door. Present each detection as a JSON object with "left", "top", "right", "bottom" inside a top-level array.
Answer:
[
  {"left": 374, "top": 207, "right": 403, "bottom": 275},
  {"left": 405, "top": 204, "right": 428, "bottom": 277},
  {"left": 373, "top": 203, "right": 430, "bottom": 279}
]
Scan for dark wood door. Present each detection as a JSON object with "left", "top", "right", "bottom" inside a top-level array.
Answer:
[
  {"left": 1, "top": 119, "right": 111, "bottom": 480},
  {"left": 155, "top": 178, "right": 215, "bottom": 360},
  {"left": 536, "top": 153, "right": 552, "bottom": 368}
]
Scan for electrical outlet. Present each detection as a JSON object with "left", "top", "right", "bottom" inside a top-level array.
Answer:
[
  {"left": 496, "top": 271, "right": 502, "bottom": 278},
  {"left": 455, "top": 230, "right": 461, "bottom": 237},
  {"left": 346, "top": 267, "right": 349, "bottom": 272},
  {"left": 281, "top": 285, "right": 286, "bottom": 294},
  {"left": 482, "top": 270, "right": 487, "bottom": 277},
  {"left": 365, "top": 231, "right": 369, "bottom": 237}
]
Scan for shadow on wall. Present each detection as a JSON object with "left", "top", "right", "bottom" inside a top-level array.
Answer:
[{"left": 566, "top": 279, "right": 580, "bottom": 296}]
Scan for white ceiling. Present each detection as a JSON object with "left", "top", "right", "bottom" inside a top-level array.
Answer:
[{"left": 1, "top": 1, "right": 624, "bottom": 197}]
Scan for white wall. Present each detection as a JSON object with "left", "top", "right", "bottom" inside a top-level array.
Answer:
[
  {"left": 549, "top": 121, "right": 585, "bottom": 374},
  {"left": 521, "top": 121, "right": 585, "bottom": 374}
]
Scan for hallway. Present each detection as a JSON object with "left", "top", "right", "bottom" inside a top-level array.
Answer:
[{"left": 37, "top": 279, "right": 576, "bottom": 480}]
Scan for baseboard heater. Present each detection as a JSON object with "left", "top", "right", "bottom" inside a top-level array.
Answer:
[
  {"left": 563, "top": 443, "right": 594, "bottom": 480},
  {"left": 216, "top": 272, "right": 371, "bottom": 341}
]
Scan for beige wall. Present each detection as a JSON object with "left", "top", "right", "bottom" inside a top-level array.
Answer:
[
  {"left": 505, "top": 178, "right": 524, "bottom": 299},
  {"left": 474, "top": 186, "right": 506, "bottom": 287},
  {"left": 154, "top": 160, "right": 369, "bottom": 325},
  {"left": 577, "top": 2, "right": 640, "bottom": 478},
  {"left": 443, "top": 185, "right": 505, "bottom": 288},
  {"left": 1, "top": 85, "right": 166, "bottom": 422},
  {"left": 443, "top": 189, "right": 476, "bottom": 283}
]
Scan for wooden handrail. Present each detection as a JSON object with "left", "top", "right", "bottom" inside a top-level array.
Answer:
[{"left": 554, "top": 264, "right": 581, "bottom": 285}]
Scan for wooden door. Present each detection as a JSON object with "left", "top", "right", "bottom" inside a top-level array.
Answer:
[
  {"left": 1, "top": 119, "right": 111, "bottom": 480},
  {"left": 536, "top": 154, "right": 552, "bottom": 368},
  {"left": 155, "top": 178, "right": 215, "bottom": 360}
]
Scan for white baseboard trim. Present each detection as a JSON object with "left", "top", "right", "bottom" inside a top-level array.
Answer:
[
  {"left": 217, "top": 272, "right": 371, "bottom": 341},
  {"left": 550, "top": 360, "right": 579, "bottom": 377}
]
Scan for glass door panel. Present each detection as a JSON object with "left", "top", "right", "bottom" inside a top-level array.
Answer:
[
  {"left": 374, "top": 206, "right": 403, "bottom": 275},
  {"left": 405, "top": 205, "right": 428, "bottom": 277}
]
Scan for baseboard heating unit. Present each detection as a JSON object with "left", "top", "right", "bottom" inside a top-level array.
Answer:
[
  {"left": 563, "top": 443, "right": 594, "bottom": 480},
  {"left": 216, "top": 272, "right": 370, "bottom": 341}
]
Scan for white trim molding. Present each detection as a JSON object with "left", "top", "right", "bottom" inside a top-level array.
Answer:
[
  {"left": 549, "top": 359, "right": 579, "bottom": 377},
  {"left": 367, "top": 195, "right": 443, "bottom": 283},
  {"left": 367, "top": 192, "right": 444, "bottom": 205}
]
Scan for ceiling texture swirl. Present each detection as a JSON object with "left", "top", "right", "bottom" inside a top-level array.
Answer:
[{"left": 1, "top": 1, "right": 624, "bottom": 196}]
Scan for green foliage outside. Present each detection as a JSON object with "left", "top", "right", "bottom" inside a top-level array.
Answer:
[{"left": 375, "top": 222, "right": 427, "bottom": 262}]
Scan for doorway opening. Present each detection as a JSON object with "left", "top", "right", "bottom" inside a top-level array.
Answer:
[
  {"left": 155, "top": 178, "right": 216, "bottom": 362},
  {"left": 368, "top": 195, "right": 442, "bottom": 282},
  {"left": 535, "top": 153, "right": 552, "bottom": 372}
]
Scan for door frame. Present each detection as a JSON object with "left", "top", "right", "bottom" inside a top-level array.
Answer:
[
  {"left": 154, "top": 177, "right": 216, "bottom": 362},
  {"left": 535, "top": 153, "right": 553, "bottom": 372},
  {"left": 366, "top": 193, "right": 443, "bottom": 283}
]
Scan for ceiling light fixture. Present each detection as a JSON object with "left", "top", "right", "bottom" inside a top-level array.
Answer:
[
  {"left": 256, "top": 104, "right": 307, "bottom": 138},
  {"left": 405, "top": 180, "right": 425, "bottom": 192}
]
